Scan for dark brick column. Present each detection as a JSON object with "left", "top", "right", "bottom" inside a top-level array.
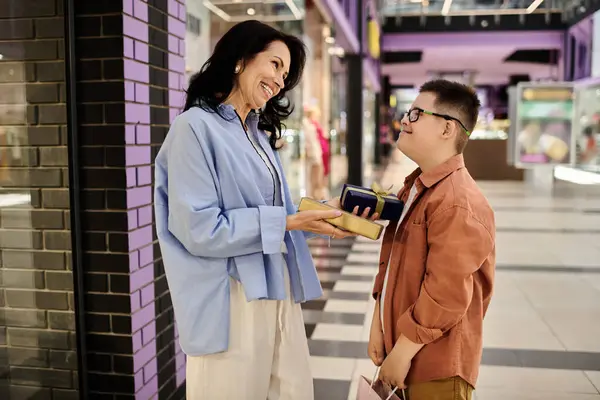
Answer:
[{"left": 72, "top": 0, "right": 187, "bottom": 399}]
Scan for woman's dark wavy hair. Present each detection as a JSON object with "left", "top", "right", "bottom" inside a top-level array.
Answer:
[{"left": 183, "top": 20, "right": 306, "bottom": 150}]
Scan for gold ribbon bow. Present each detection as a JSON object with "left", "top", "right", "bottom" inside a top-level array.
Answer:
[{"left": 370, "top": 182, "right": 393, "bottom": 216}]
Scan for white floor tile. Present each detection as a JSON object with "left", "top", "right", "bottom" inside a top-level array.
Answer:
[
  {"left": 346, "top": 252, "right": 380, "bottom": 264},
  {"left": 483, "top": 312, "right": 565, "bottom": 350},
  {"left": 584, "top": 371, "right": 600, "bottom": 392},
  {"left": 341, "top": 266, "right": 379, "bottom": 277},
  {"left": 537, "top": 309, "right": 600, "bottom": 352},
  {"left": 351, "top": 242, "right": 381, "bottom": 253},
  {"left": 477, "top": 366, "right": 599, "bottom": 393},
  {"left": 310, "top": 356, "right": 355, "bottom": 381},
  {"left": 333, "top": 280, "right": 373, "bottom": 293},
  {"left": 324, "top": 299, "right": 370, "bottom": 314},
  {"left": 311, "top": 323, "right": 364, "bottom": 342}
]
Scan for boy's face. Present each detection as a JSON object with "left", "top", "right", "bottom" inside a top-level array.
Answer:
[{"left": 397, "top": 92, "right": 460, "bottom": 163}]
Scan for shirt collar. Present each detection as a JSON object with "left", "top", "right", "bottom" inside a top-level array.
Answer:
[
  {"left": 217, "top": 103, "right": 260, "bottom": 122},
  {"left": 403, "top": 154, "right": 465, "bottom": 189}
]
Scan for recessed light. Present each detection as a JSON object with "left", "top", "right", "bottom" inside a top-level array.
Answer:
[{"left": 247, "top": 7, "right": 256, "bottom": 15}]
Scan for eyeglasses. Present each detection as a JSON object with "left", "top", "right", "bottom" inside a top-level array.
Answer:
[{"left": 404, "top": 107, "right": 471, "bottom": 136}]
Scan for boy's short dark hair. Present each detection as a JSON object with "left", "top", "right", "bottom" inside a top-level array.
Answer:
[{"left": 419, "top": 79, "right": 481, "bottom": 153}]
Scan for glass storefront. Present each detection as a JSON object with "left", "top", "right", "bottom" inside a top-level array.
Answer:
[
  {"left": 0, "top": 2, "right": 76, "bottom": 397},
  {"left": 573, "top": 82, "right": 600, "bottom": 171},
  {"left": 328, "top": 53, "right": 349, "bottom": 195}
]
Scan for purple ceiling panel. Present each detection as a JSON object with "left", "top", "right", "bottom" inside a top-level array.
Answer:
[{"left": 383, "top": 31, "right": 564, "bottom": 51}]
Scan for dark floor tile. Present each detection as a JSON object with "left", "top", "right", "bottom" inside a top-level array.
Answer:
[
  {"left": 316, "top": 266, "right": 343, "bottom": 274},
  {"left": 327, "top": 291, "right": 370, "bottom": 301},
  {"left": 318, "top": 272, "right": 373, "bottom": 282},
  {"left": 312, "top": 253, "right": 349, "bottom": 260},
  {"left": 482, "top": 348, "right": 600, "bottom": 371},
  {"left": 309, "top": 339, "right": 367, "bottom": 358},
  {"left": 321, "top": 281, "right": 335, "bottom": 290},
  {"left": 302, "top": 310, "right": 365, "bottom": 325},
  {"left": 309, "top": 240, "right": 354, "bottom": 249},
  {"left": 314, "top": 379, "right": 351, "bottom": 400},
  {"left": 301, "top": 299, "right": 326, "bottom": 311},
  {"left": 305, "top": 323, "right": 316, "bottom": 339},
  {"left": 314, "top": 258, "right": 347, "bottom": 268},
  {"left": 310, "top": 237, "right": 355, "bottom": 247},
  {"left": 311, "top": 249, "right": 351, "bottom": 259}
]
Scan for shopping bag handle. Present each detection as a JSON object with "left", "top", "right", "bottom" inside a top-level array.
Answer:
[{"left": 371, "top": 367, "right": 406, "bottom": 400}]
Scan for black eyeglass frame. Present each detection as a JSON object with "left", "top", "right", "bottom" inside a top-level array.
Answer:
[{"left": 405, "top": 107, "right": 471, "bottom": 136}]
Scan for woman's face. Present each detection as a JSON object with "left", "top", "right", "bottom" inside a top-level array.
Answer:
[{"left": 235, "top": 40, "right": 291, "bottom": 110}]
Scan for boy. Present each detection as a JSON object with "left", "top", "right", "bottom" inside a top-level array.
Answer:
[{"left": 370, "top": 79, "right": 496, "bottom": 400}]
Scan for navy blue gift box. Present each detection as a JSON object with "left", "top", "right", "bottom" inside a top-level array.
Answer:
[{"left": 340, "top": 183, "right": 404, "bottom": 221}]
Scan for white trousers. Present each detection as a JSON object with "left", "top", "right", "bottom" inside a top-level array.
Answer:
[{"left": 186, "top": 265, "right": 314, "bottom": 400}]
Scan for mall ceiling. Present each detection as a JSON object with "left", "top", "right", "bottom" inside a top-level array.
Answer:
[
  {"left": 380, "top": 31, "right": 562, "bottom": 86},
  {"left": 380, "top": 0, "right": 599, "bottom": 31},
  {"left": 202, "top": 0, "right": 305, "bottom": 22}
]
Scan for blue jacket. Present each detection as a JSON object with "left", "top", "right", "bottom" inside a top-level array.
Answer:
[{"left": 154, "top": 104, "right": 323, "bottom": 356}]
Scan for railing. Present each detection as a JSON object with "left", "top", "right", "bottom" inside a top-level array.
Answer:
[{"left": 381, "top": 0, "right": 564, "bottom": 16}]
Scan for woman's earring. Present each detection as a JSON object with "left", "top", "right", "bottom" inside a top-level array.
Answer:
[{"left": 234, "top": 65, "right": 241, "bottom": 74}]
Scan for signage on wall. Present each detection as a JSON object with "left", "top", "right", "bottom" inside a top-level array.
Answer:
[
  {"left": 367, "top": 17, "right": 380, "bottom": 59},
  {"left": 593, "top": 11, "right": 600, "bottom": 77},
  {"left": 513, "top": 82, "right": 576, "bottom": 168}
]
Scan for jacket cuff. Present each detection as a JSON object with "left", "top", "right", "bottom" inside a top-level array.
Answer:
[
  {"left": 258, "top": 205, "right": 287, "bottom": 254},
  {"left": 397, "top": 305, "right": 444, "bottom": 345},
  {"left": 372, "top": 275, "right": 384, "bottom": 300}
]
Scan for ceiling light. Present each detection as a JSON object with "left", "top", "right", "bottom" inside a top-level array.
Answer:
[
  {"left": 441, "top": 0, "right": 453, "bottom": 15},
  {"left": 284, "top": 0, "right": 303, "bottom": 19},
  {"left": 526, "top": 0, "right": 544, "bottom": 13},
  {"left": 247, "top": 7, "right": 256, "bottom": 15},
  {"left": 203, "top": 0, "right": 231, "bottom": 21}
]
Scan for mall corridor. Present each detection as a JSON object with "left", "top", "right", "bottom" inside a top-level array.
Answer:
[{"left": 305, "top": 154, "right": 600, "bottom": 400}]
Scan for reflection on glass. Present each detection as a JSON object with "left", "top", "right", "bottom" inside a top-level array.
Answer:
[
  {"left": 573, "top": 84, "right": 600, "bottom": 168},
  {"left": 1, "top": 2, "right": 75, "bottom": 398}
]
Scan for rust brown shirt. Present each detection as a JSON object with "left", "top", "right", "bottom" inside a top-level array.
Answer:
[{"left": 373, "top": 154, "right": 496, "bottom": 388}]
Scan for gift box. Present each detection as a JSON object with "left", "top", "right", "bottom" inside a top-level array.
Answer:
[
  {"left": 298, "top": 197, "right": 384, "bottom": 241},
  {"left": 341, "top": 183, "right": 404, "bottom": 221}
]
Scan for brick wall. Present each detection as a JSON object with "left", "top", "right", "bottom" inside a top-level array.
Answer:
[
  {"left": 74, "top": 0, "right": 187, "bottom": 398},
  {"left": 0, "top": 0, "right": 79, "bottom": 398},
  {"left": 72, "top": 0, "right": 135, "bottom": 398},
  {"left": 0, "top": 0, "right": 188, "bottom": 398}
]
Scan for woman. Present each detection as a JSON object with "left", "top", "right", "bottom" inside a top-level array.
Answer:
[{"left": 154, "top": 21, "right": 376, "bottom": 399}]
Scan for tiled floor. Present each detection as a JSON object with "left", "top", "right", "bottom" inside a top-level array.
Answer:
[{"left": 304, "top": 153, "right": 600, "bottom": 400}]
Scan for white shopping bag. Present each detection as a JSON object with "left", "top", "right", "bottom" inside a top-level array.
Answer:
[{"left": 356, "top": 367, "right": 405, "bottom": 400}]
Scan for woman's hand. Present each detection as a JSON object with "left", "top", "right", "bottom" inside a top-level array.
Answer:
[
  {"left": 286, "top": 209, "right": 355, "bottom": 238},
  {"left": 326, "top": 197, "right": 381, "bottom": 221}
]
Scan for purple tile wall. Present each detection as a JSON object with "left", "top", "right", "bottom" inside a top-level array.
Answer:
[{"left": 123, "top": 0, "right": 160, "bottom": 396}]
